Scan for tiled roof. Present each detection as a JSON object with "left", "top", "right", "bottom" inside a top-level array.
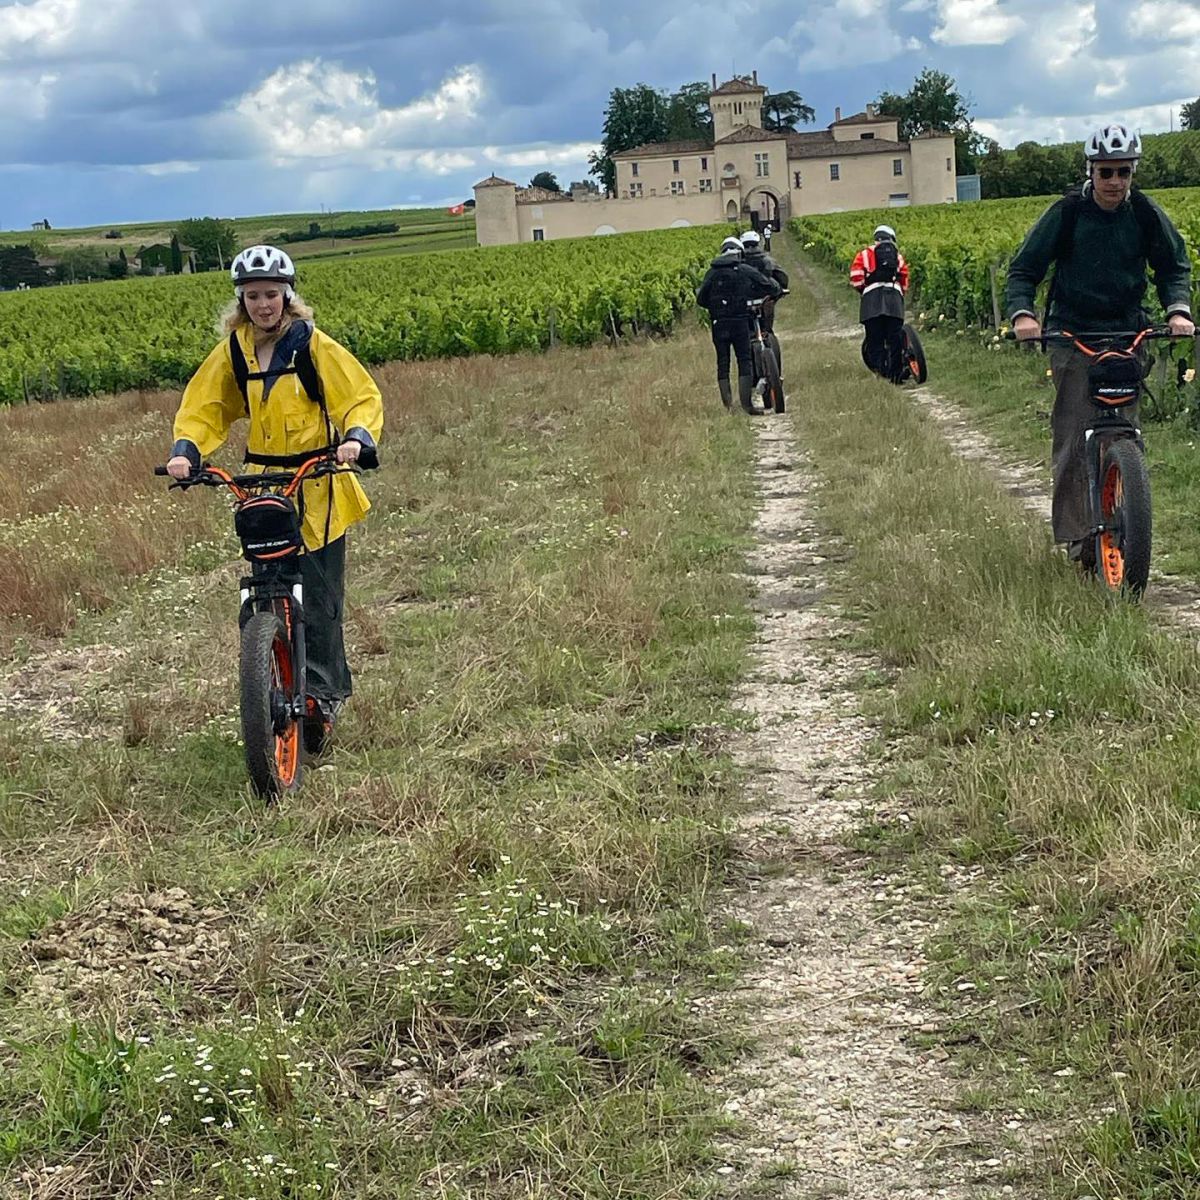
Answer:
[
  {"left": 474, "top": 174, "right": 516, "bottom": 188},
  {"left": 834, "top": 111, "right": 894, "bottom": 125},
  {"left": 611, "top": 138, "right": 713, "bottom": 160},
  {"left": 717, "top": 125, "right": 787, "bottom": 144},
  {"left": 789, "top": 138, "right": 909, "bottom": 160},
  {"left": 711, "top": 77, "right": 767, "bottom": 95},
  {"left": 516, "top": 187, "right": 573, "bottom": 204},
  {"left": 786, "top": 130, "right": 836, "bottom": 151}
]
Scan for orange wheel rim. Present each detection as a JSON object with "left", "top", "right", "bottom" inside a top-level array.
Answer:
[
  {"left": 1099, "top": 462, "right": 1125, "bottom": 589},
  {"left": 271, "top": 633, "right": 299, "bottom": 787}
]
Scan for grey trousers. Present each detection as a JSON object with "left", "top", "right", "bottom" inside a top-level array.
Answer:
[
  {"left": 1048, "top": 347, "right": 1141, "bottom": 545},
  {"left": 301, "top": 535, "right": 351, "bottom": 701}
]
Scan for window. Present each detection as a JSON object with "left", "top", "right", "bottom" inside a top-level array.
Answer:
[
  {"left": 946, "top": 157, "right": 953, "bottom": 171},
  {"left": 629, "top": 182, "right": 643, "bottom": 198},
  {"left": 673, "top": 159, "right": 680, "bottom": 174},
  {"left": 830, "top": 163, "right": 840, "bottom": 181},
  {"left": 755, "top": 152, "right": 769, "bottom": 177},
  {"left": 735, "top": 101, "right": 743, "bottom": 115},
  {"left": 793, "top": 170, "right": 802, "bottom": 188},
  {"left": 698, "top": 178, "right": 713, "bottom": 193},
  {"left": 631, "top": 162, "right": 639, "bottom": 177},
  {"left": 532, "top": 229, "right": 545, "bottom": 242},
  {"left": 700, "top": 156, "right": 708, "bottom": 171},
  {"left": 893, "top": 158, "right": 904, "bottom": 176},
  {"left": 671, "top": 180, "right": 685, "bottom": 195},
  {"left": 860, "top": 132, "right": 875, "bottom": 140}
]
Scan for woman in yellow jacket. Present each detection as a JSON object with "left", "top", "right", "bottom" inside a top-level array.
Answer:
[{"left": 165, "top": 245, "right": 383, "bottom": 750}]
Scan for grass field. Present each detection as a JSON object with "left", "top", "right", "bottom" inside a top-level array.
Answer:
[
  {"left": 5, "top": 205, "right": 477, "bottom": 263},
  {"left": 0, "top": 294, "right": 759, "bottom": 1196}
]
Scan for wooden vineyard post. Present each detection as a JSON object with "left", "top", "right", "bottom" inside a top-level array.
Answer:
[{"left": 989, "top": 262, "right": 1002, "bottom": 330}]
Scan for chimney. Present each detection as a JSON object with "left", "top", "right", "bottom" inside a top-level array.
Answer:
[
  {"left": 835, "top": 106, "right": 842, "bottom": 122},
  {"left": 712, "top": 72, "right": 717, "bottom": 90},
  {"left": 752, "top": 69, "right": 758, "bottom": 84}
]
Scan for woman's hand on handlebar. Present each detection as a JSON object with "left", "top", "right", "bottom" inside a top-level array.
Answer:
[
  {"left": 336, "top": 439, "right": 362, "bottom": 465},
  {"left": 166, "top": 455, "right": 193, "bottom": 481},
  {"left": 1168, "top": 313, "right": 1196, "bottom": 337}
]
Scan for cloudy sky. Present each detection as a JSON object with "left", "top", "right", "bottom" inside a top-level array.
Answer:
[{"left": 0, "top": 0, "right": 1197, "bottom": 229}]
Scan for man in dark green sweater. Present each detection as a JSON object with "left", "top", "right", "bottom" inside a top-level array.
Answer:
[{"left": 1007, "top": 122, "right": 1194, "bottom": 562}]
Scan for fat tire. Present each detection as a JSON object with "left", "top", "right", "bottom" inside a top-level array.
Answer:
[
  {"left": 1099, "top": 438, "right": 1152, "bottom": 599},
  {"left": 240, "top": 610, "right": 302, "bottom": 800},
  {"left": 764, "top": 344, "right": 784, "bottom": 413},
  {"left": 903, "top": 324, "right": 928, "bottom": 384}
]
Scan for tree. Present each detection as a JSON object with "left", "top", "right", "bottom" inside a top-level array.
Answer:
[
  {"left": 589, "top": 83, "right": 672, "bottom": 194},
  {"left": 529, "top": 171, "right": 562, "bottom": 192},
  {"left": 108, "top": 248, "right": 129, "bottom": 280},
  {"left": 174, "top": 217, "right": 238, "bottom": 270},
  {"left": 170, "top": 233, "right": 183, "bottom": 275},
  {"left": 877, "top": 68, "right": 980, "bottom": 174},
  {"left": 0, "top": 245, "right": 48, "bottom": 289},
  {"left": 665, "top": 81, "right": 713, "bottom": 141},
  {"left": 54, "top": 245, "right": 108, "bottom": 283},
  {"left": 1181, "top": 99, "right": 1200, "bottom": 131},
  {"left": 762, "top": 90, "right": 815, "bottom": 132}
]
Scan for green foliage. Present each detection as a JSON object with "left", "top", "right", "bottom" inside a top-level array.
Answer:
[
  {"left": 528, "top": 171, "right": 562, "bottom": 193},
  {"left": 0, "top": 245, "right": 49, "bottom": 289},
  {"left": 279, "top": 221, "right": 399, "bottom": 244},
  {"left": 1181, "top": 99, "right": 1200, "bottom": 132},
  {"left": 174, "top": 217, "right": 238, "bottom": 270},
  {"left": 54, "top": 246, "right": 110, "bottom": 284},
  {"left": 877, "top": 68, "right": 980, "bottom": 174},
  {"left": 762, "top": 89, "right": 815, "bottom": 132},
  {"left": 0, "top": 225, "right": 723, "bottom": 403},
  {"left": 792, "top": 187, "right": 1200, "bottom": 327},
  {"left": 589, "top": 81, "right": 715, "bottom": 193}
]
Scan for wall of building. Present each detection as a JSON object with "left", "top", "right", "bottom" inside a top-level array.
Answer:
[
  {"left": 474, "top": 184, "right": 520, "bottom": 246},
  {"left": 614, "top": 152, "right": 716, "bottom": 200},
  {"left": 712, "top": 93, "right": 763, "bottom": 141},
  {"left": 513, "top": 192, "right": 723, "bottom": 241},
  {"left": 909, "top": 136, "right": 958, "bottom": 205},
  {"left": 832, "top": 118, "right": 899, "bottom": 143},
  {"left": 789, "top": 150, "right": 916, "bottom": 215}
]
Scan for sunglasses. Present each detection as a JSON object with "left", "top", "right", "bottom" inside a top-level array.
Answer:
[{"left": 1098, "top": 166, "right": 1133, "bottom": 179}]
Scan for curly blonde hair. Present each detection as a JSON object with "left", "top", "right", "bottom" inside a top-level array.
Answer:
[{"left": 219, "top": 292, "right": 316, "bottom": 341}]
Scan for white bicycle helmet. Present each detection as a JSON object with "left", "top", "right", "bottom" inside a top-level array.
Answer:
[
  {"left": 1085, "top": 123, "right": 1142, "bottom": 162},
  {"left": 874, "top": 224, "right": 897, "bottom": 242},
  {"left": 741, "top": 229, "right": 761, "bottom": 248},
  {"left": 231, "top": 245, "right": 297, "bottom": 297},
  {"left": 721, "top": 236, "right": 744, "bottom": 254}
]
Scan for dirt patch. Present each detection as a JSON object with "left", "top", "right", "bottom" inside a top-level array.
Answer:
[
  {"left": 21, "top": 887, "right": 232, "bottom": 1017},
  {"left": 711, "top": 415, "right": 1047, "bottom": 1197},
  {"left": 0, "top": 644, "right": 131, "bottom": 744}
]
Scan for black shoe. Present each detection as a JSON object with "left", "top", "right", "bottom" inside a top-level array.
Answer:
[
  {"left": 303, "top": 696, "right": 342, "bottom": 757},
  {"left": 1067, "top": 539, "right": 1096, "bottom": 572}
]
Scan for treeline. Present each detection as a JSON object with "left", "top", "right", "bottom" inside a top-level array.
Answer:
[
  {"left": 279, "top": 221, "right": 400, "bottom": 244},
  {"left": 980, "top": 131, "right": 1200, "bottom": 198}
]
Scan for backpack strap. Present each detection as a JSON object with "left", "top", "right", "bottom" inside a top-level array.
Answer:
[{"left": 1044, "top": 185, "right": 1160, "bottom": 324}]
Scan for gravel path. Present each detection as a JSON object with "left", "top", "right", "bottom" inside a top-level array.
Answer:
[{"left": 711, "top": 411, "right": 1048, "bottom": 1198}]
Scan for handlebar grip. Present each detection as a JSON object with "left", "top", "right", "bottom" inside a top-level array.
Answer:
[
  {"left": 356, "top": 445, "right": 380, "bottom": 471},
  {"left": 154, "top": 466, "right": 170, "bottom": 475}
]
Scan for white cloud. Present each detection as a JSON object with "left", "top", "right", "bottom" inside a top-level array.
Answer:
[
  {"left": 235, "top": 61, "right": 483, "bottom": 161},
  {"left": 482, "top": 141, "right": 600, "bottom": 168},
  {"left": 976, "top": 96, "right": 1193, "bottom": 146},
  {"left": 1040, "top": 2, "right": 1095, "bottom": 71},
  {"left": 932, "top": 0, "right": 1024, "bottom": 44},
  {"left": 138, "top": 160, "right": 199, "bottom": 176},
  {"left": 1127, "top": 0, "right": 1200, "bottom": 38},
  {"left": 0, "top": 0, "right": 79, "bottom": 56}
]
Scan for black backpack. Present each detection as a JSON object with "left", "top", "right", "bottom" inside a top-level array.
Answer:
[
  {"left": 870, "top": 240, "right": 900, "bottom": 284},
  {"left": 704, "top": 264, "right": 742, "bottom": 316},
  {"left": 1043, "top": 185, "right": 1161, "bottom": 320}
]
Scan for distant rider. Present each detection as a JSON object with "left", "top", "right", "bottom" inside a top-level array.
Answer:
[
  {"left": 741, "top": 228, "right": 790, "bottom": 377},
  {"left": 1006, "top": 122, "right": 1193, "bottom": 565},
  {"left": 850, "top": 224, "right": 910, "bottom": 383},
  {"left": 696, "top": 235, "right": 782, "bottom": 414}
]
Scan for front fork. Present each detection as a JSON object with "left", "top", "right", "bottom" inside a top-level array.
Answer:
[
  {"left": 240, "top": 574, "right": 308, "bottom": 725},
  {"left": 1083, "top": 423, "right": 1142, "bottom": 552}
]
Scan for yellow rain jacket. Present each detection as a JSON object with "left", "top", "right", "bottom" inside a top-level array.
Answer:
[{"left": 173, "top": 321, "right": 383, "bottom": 550}]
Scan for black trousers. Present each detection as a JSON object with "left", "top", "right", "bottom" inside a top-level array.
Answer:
[
  {"left": 862, "top": 315, "right": 905, "bottom": 382},
  {"left": 301, "top": 535, "right": 352, "bottom": 701},
  {"left": 712, "top": 318, "right": 753, "bottom": 381}
]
